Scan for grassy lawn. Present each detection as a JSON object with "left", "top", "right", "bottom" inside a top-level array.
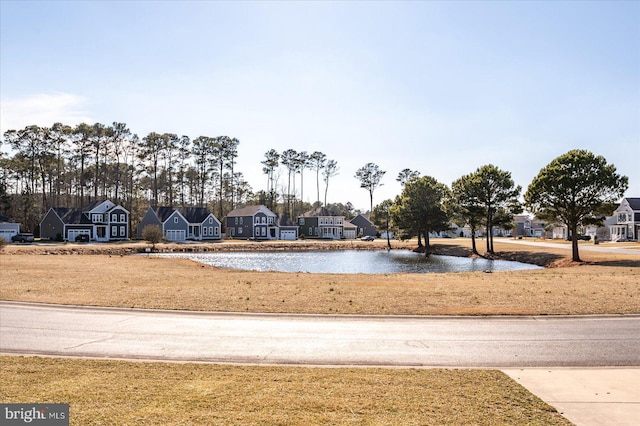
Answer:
[
  {"left": 0, "top": 356, "right": 571, "bottom": 425},
  {"left": 1, "top": 238, "right": 636, "bottom": 424},
  {"left": 1, "top": 239, "right": 638, "bottom": 315}
]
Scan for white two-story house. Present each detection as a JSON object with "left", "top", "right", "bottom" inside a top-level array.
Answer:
[{"left": 609, "top": 197, "right": 640, "bottom": 241}]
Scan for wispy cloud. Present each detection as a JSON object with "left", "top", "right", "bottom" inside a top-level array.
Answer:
[{"left": 0, "top": 92, "right": 93, "bottom": 134}]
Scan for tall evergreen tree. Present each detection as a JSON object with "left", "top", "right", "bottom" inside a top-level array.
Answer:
[
  {"left": 355, "top": 162, "right": 386, "bottom": 213},
  {"left": 525, "top": 150, "right": 627, "bottom": 262}
]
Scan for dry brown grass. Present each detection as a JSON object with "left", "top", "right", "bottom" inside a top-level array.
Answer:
[
  {"left": 1, "top": 238, "right": 638, "bottom": 315},
  {"left": 0, "top": 356, "right": 570, "bottom": 425}
]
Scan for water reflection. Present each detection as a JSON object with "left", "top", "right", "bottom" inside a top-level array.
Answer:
[{"left": 156, "top": 250, "right": 541, "bottom": 274}]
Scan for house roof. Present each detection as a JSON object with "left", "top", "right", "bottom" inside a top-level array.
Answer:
[
  {"left": 177, "top": 207, "right": 216, "bottom": 224},
  {"left": 227, "top": 205, "right": 274, "bottom": 217},
  {"left": 299, "top": 206, "right": 341, "bottom": 217},
  {"left": 83, "top": 199, "right": 109, "bottom": 212},
  {"left": 53, "top": 208, "right": 92, "bottom": 224},
  {"left": 151, "top": 206, "right": 177, "bottom": 222},
  {"left": 351, "top": 213, "right": 373, "bottom": 224},
  {"left": 626, "top": 198, "right": 640, "bottom": 211}
]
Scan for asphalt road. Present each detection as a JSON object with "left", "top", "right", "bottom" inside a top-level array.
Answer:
[{"left": 1, "top": 302, "right": 639, "bottom": 367}]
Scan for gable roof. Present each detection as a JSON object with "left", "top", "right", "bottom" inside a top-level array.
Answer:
[
  {"left": 53, "top": 208, "right": 92, "bottom": 225},
  {"left": 177, "top": 207, "right": 217, "bottom": 224},
  {"left": 150, "top": 206, "right": 178, "bottom": 222},
  {"left": 625, "top": 198, "right": 640, "bottom": 211},
  {"left": 227, "top": 205, "right": 275, "bottom": 217},
  {"left": 299, "top": 206, "right": 341, "bottom": 217},
  {"left": 351, "top": 213, "right": 373, "bottom": 224},
  {"left": 83, "top": 199, "right": 113, "bottom": 212}
]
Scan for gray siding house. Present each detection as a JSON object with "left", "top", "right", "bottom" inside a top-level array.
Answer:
[
  {"left": 297, "top": 207, "right": 345, "bottom": 239},
  {"left": 137, "top": 206, "right": 221, "bottom": 241},
  {"left": 40, "top": 200, "right": 130, "bottom": 242},
  {"left": 225, "top": 205, "right": 279, "bottom": 240},
  {"left": 350, "top": 214, "right": 377, "bottom": 238}
]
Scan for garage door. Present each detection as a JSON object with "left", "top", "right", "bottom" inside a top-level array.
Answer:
[
  {"left": 165, "top": 230, "right": 186, "bottom": 241},
  {"left": 343, "top": 230, "right": 356, "bottom": 239},
  {"left": 280, "top": 230, "right": 297, "bottom": 240},
  {"left": 68, "top": 230, "right": 91, "bottom": 241}
]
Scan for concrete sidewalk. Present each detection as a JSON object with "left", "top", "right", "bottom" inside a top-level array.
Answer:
[{"left": 503, "top": 368, "right": 640, "bottom": 426}]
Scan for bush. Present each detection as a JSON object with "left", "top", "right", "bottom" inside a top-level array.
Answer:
[{"left": 142, "top": 225, "right": 164, "bottom": 250}]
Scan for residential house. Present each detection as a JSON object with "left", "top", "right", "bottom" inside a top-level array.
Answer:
[
  {"left": 343, "top": 221, "right": 357, "bottom": 239},
  {"left": 226, "top": 205, "right": 278, "bottom": 240},
  {"left": 513, "top": 215, "right": 548, "bottom": 238},
  {"left": 609, "top": 197, "right": 640, "bottom": 241},
  {"left": 0, "top": 214, "right": 21, "bottom": 242},
  {"left": 40, "top": 200, "right": 130, "bottom": 242},
  {"left": 276, "top": 213, "right": 299, "bottom": 240},
  {"left": 137, "top": 206, "right": 221, "bottom": 242},
  {"left": 350, "top": 214, "right": 377, "bottom": 238},
  {"left": 298, "top": 206, "right": 345, "bottom": 239}
]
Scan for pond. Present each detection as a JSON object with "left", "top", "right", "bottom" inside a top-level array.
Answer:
[{"left": 155, "top": 250, "right": 542, "bottom": 274}]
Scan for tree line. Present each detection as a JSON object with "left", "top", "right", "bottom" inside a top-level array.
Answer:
[
  {"left": 0, "top": 122, "right": 345, "bottom": 232},
  {"left": 368, "top": 150, "right": 627, "bottom": 262},
  {"left": 1, "top": 122, "right": 628, "bottom": 262}
]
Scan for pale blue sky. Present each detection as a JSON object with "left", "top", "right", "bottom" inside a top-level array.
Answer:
[{"left": 1, "top": 0, "right": 638, "bottom": 211}]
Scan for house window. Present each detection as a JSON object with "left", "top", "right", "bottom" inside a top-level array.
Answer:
[
  {"left": 209, "top": 227, "right": 213, "bottom": 236},
  {"left": 174, "top": 217, "right": 178, "bottom": 223},
  {"left": 203, "top": 227, "right": 208, "bottom": 236},
  {"left": 238, "top": 227, "right": 243, "bottom": 235},
  {"left": 111, "top": 227, "right": 117, "bottom": 237},
  {"left": 120, "top": 226, "right": 125, "bottom": 237},
  {"left": 240, "top": 217, "right": 243, "bottom": 225},
  {"left": 120, "top": 214, "right": 125, "bottom": 222},
  {"left": 214, "top": 227, "right": 219, "bottom": 236},
  {"left": 618, "top": 213, "right": 631, "bottom": 223},
  {"left": 111, "top": 213, "right": 117, "bottom": 222},
  {"left": 309, "top": 227, "right": 313, "bottom": 235},
  {"left": 209, "top": 218, "right": 213, "bottom": 224},
  {"left": 268, "top": 217, "right": 274, "bottom": 224},
  {"left": 235, "top": 217, "right": 238, "bottom": 225},
  {"left": 300, "top": 218, "right": 305, "bottom": 225}
]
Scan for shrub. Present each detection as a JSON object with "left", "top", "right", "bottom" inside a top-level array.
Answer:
[{"left": 142, "top": 225, "right": 164, "bottom": 250}]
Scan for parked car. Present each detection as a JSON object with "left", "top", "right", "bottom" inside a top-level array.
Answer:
[
  {"left": 75, "top": 234, "right": 90, "bottom": 242},
  {"left": 12, "top": 233, "right": 34, "bottom": 243},
  {"left": 360, "top": 235, "right": 375, "bottom": 241}
]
